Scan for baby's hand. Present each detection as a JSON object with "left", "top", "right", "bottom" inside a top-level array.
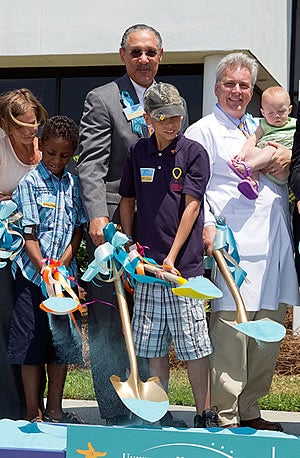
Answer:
[{"left": 297, "top": 201, "right": 300, "bottom": 214}]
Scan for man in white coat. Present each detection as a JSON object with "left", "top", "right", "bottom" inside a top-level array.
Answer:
[{"left": 185, "top": 52, "right": 299, "bottom": 430}]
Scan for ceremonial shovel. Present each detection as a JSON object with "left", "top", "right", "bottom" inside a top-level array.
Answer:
[
  {"left": 212, "top": 249, "right": 286, "bottom": 342},
  {"left": 110, "top": 261, "right": 169, "bottom": 422}
]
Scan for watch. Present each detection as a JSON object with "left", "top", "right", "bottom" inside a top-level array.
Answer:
[{"left": 23, "top": 226, "right": 34, "bottom": 234}]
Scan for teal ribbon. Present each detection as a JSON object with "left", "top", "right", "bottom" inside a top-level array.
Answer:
[
  {"left": 121, "top": 91, "right": 148, "bottom": 137},
  {"left": 205, "top": 217, "right": 247, "bottom": 287},
  {"left": 81, "top": 222, "right": 168, "bottom": 287},
  {"left": 0, "top": 200, "right": 24, "bottom": 268}
]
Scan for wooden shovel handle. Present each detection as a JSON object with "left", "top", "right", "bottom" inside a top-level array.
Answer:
[
  {"left": 143, "top": 263, "right": 186, "bottom": 285},
  {"left": 112, "top": 261, "right": 139, "bottom": 383},
  {"left": 212, "top": 249, "right": 248, "bottom": 323}
]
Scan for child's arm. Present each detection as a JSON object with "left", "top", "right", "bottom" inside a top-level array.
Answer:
[
  {"left": 59, "top": 225, "right": 83, "bottom": 268},
  {"left": 23, "top": 229, "right": 44, "bottom": 273},
  {"left": 120, "top": 196, "right": 135, "bottom": 239},
  {"left": 163, "top": 194, "right": 200, "bottom": 273}
]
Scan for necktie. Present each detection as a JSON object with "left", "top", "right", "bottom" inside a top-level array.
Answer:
[{"left": 238, "top": 121, "right": 250, "bottom": 138}]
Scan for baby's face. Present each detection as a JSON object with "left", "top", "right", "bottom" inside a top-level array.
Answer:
[{"left": 261, "top": 95, "right": 292, "bottom": 127}]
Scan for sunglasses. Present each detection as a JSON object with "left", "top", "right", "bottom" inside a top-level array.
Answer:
[{"left": 129, "top": 48, "right": 159, "bottom": 58}]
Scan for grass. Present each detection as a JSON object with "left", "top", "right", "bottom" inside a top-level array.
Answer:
[{"left": 63, "top": 367, "right": 300, "bottom": 412}]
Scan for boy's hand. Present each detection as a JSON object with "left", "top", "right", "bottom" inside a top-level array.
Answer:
[
  {"left": 0, "top": 192, "right": 12, "bottom": 201},
  {"left": 203, "top": 225, "right": 218, "bottom": 257},
  {"left": 162, "top": 257, "right": 178, "bottom": 276}
]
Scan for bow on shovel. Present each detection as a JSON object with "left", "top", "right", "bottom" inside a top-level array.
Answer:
[
  {"left": 128, "top": 248, "right": 223, "bottom": 300},
  {"left": 212, "top": 248, "right": 286, "bottom": 342},
  {"left": 39, "top": 260, "right": 82, "bottom": 334}
]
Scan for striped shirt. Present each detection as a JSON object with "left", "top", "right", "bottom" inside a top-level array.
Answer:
[{"left": 12, "top": 160, "right": 86, "bottom": 286}]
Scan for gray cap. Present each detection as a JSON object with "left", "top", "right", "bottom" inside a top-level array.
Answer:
[{"left": 143, "top": 83, "right": 185, "bottom": 121}]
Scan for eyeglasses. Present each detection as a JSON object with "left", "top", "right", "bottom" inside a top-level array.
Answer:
[
  {"left": 220, "top": 81, "right": 251, "bottom": 91},
  {"left": 129, "top": 48, "right": 159, "bottom": 58}
]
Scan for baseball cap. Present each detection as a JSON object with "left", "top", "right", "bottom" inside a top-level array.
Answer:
[{"left": 143, "top": 83, "right": 185, "bottom": 121}]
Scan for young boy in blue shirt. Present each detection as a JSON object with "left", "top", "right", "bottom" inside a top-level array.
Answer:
[
  {"left": 119, "top": 83, "right": 218, "bottom": 428},
  {"left": 9, "top": 116, "right": 86, "bottom": 423}
]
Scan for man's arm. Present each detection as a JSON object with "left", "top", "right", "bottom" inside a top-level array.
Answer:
[{"left": 77, "top": 88, "right": 113, "bottom": 246}]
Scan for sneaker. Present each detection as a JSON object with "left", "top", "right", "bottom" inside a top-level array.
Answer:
[
  {"left": 43, "top": 411, "right": 85, "bottom": 424},
  {"left": 194, "top": 414, "right": 206, "bottom": 428},
  {"left": 194, "top": 407, "right": 219, "bottom": 428},
  {"left": 160, "top": 411, "right": 187, "bottom": 428},
  {"left": 105, "top": 415, "right": 131, "bottom": 426}
]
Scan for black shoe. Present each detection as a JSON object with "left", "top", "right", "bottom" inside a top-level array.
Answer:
[
  {"left": 160, "top": 411, "right": 187, "bottom": 428},
  {"left": 105, "top": 415, "right": 131, "bottom": 426},
  {"left": 194, "top": 407, "right": 219, "bottom": 428}
]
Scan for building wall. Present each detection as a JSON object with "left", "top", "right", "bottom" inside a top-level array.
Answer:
[{"left": 0, "top": 0, "right": 291, "bottom": 87}]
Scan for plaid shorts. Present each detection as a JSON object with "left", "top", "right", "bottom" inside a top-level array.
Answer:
[{"left": 132, "top": 280, "right": 212, "bottom": 360}]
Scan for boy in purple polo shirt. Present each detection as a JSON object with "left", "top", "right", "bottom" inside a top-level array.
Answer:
[{"left": 119, "top": 83, "right": 218, "bottom": 428}]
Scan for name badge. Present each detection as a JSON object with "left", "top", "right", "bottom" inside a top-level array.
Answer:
[
  {"left": 123, "top": 103, "right": 144, "bottom": 121},
  {"left": 140, "top": 168, "right": 155, "bottom": 183},
  {"left": 41, "top": 194, "right": 56, "bottom": 208}
]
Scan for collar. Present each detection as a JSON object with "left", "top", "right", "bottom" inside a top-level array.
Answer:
[
  {"left": 215, "top": 104, "right": 256, "bottom": 134},
  {"left": 149, "top": 133, "right": 182, "bottom": 156},
  {"left": 130, "top": 79, "right": 155, "bottom": 106},
  {"left": 38, "top": 160, "right": 69, "bottom": 181}
]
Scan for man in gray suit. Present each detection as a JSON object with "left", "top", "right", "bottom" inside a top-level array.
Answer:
[{"left": 78, "top": 24, "right": 188, "bottom": 426}]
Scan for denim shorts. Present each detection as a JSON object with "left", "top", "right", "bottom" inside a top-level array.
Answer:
[
  {"left": 8, "top": 268, "right": 82, "bottom": 365},
  {"left": 132, "top": 280, "right": 212, "bottom": 360}
]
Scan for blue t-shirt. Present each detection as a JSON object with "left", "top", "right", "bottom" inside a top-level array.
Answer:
[{"left": 119, "top": 133, "right": 210, "bottom": 277}]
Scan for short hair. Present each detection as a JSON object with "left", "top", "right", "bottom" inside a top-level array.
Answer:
[
  {"left": 40, "top": 116, "right": 79, "bottom": 150},
  {"left": 261, "top": 86, "right": 291, "bottom": 106},
  {"left": 0, "top": 88, "right": 48, "bottom": 134},
  {"left": 120, "top": 24, "right": 162, "bottom": 50},
  {"left": 216, "top": 52, "right": 259, "bottom": 88}
]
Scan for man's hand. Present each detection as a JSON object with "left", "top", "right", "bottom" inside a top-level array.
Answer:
[
  {"left": 89, "top": 216, "right": 109, "bottom": 247},
  {"left": 263, "top": 141, "right": 291, "bottom": 176},
  {"left": 203, "top": 225, "right": 218, "bottom": 257}
]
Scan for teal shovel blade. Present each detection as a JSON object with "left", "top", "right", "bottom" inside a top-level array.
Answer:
[{"left": 220, "top": 318, "right": 286, "bottom": 342}]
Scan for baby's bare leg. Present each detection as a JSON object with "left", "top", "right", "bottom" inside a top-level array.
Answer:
[{"left": 234, "top": 145, "right": 277, "bottom": 181}]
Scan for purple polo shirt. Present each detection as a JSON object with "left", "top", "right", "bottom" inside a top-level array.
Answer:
[{"left": 119, "top": 134, "right": 210, "bottom": 278}]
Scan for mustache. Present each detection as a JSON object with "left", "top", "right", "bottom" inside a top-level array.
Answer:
[{"left": 137, "top": 65, "right": 151, "bottom": 70}]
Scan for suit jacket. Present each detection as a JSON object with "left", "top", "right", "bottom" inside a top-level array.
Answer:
[
  {"left": 289, "top": 102, "right": 300, "bottom": 283},
  {"left": 77, "top": 73, "right": 189, "bottom": 222},
  {"left": 290, "top": 102, "right": 300, "bottom": 200}
]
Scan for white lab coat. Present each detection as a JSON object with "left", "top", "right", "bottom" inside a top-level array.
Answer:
[{"left": 185, "top": 105, "right": 299, "bottom": 312}]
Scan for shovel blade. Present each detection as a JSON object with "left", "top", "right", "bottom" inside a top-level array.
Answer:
[
  {"left": 40, "top": 297, "right": 79, "bottom": 315},
  {"left": 220, "top": 318, "right": 286, "bottom": 342},
  {"left": 110, "top": 375, "right": 169, "bottom": 422},
  {"left": 172, "top": 276, "right": 223, "bottom": 300}
]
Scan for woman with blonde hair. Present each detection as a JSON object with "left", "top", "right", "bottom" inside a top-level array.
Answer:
[{"left": 0, "top": 88, "right": 47, "bottom": 419}]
